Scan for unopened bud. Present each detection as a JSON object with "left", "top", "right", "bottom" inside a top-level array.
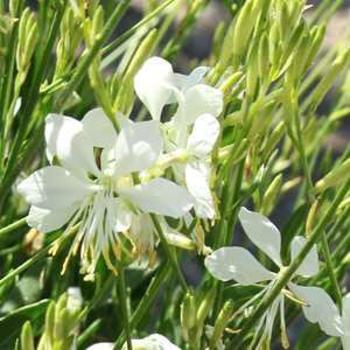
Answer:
[
  {"left": 303, "top": 25, "right": 326, "bottom": 72},
  {"left": 181, "top": 293, "right": 196, "bottom": 341},
  {"left": 166, "top": 231, "right": 196, "bottom": 251},
  {"left": 246, "top": 44, "right": 259, "bottom": 99},
  {"left": 261, "top": 174, "right": 283, "bottom": 215},
  {"left": 315, "top": 159, "right": 350, "bottom": 193},
  {"left": 21, "top": 322, "right": 34, "bottom": 350},
  {"left": 306, "top": 200, "right": 320, "bottom": 238},
  {"left": 91, "top": 5, "right": 104, "bottom": 43},
  {"left": 258, "top": 33, "right": 270, "bottom": 87},
  {"left": 219, "top": 71, "right": 243, "bottom": 96},
  {"left": 197, "top": 286, "right": 216, "bottom": 325},
  {"left": 232, "top": 0, "right": 256, "bottom": 66},
  {"left": 308, "top": 49, "right": 350, "bottom": 112},
  {"left": 209, "top": 300, "right": 234, "bottom": 348},
  {"left": 262, "top": 121, "right": 284, "bottom": 160}
]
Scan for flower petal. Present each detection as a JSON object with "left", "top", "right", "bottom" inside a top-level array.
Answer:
[
  {"left": 176, "top": 84, "right": 223, "bottom": 124},
  {"left": 134, "top": 56, "right": 174, "bottom": 120},
  {"left": 291, "top": 236, "right": 319, "bottom": 277},
  {"left": 86, "top": 343, "right": 114, "bottom": 350},
  {"left": 185, "top": 161, "right": 215, "bottom": 219},
  {"left": 81, "top": 107, "right": 116, "bottom": 148},
  {"left": 128, "top": 214, "right": 155, "bottom": 254},
  {"left": 187, "top": 113, "right": 220, "bottom": 157},
  {"left": 106, "top": 198, "right": 132, "bottom": 233},
  {"left": 342, "top": 294, "right": 350, "bottom": 350},
  {"left": 114, "top": 120, "right": 162, "bottom": 175},
  {"left": 238, "top": 207, "right": 282, "bottom": 266},
  {"left": 26, "top": 205, "right": 75, "bottom": 233},
  {"left": 174, "top": 66, "right": 209, "bottom": 90},
  {"left": 122, "top": 178, "right": 193, "bottom": 218},
  {"left": 122, "top": 334, "right": 181, "bottom": 350},
  {"left": 17, "top": 166, "right": 92, "bottom": 210},
  {"left": 289, "top": 284, "right": 343, "bottom": 337},
  {"left": 45, "top": 114, "right": 99, "bottom": 177},
  {"left": 204, "top": 246, "right": 276, "bottom": 284}
]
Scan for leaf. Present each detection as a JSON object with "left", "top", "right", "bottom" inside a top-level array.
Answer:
[{"left": 0, "top": 299, "right": 49, "bottom": 347}]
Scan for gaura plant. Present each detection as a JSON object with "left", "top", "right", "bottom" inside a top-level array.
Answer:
[{"left": 0, "top": 0, "right": 349, "bottom": 349}]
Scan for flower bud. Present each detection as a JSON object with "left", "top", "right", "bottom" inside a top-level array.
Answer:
[
  {"left": 246, "top": 44, "right": 259, "bottom": 99},
  {"left": 261, "top": 174, "right": 283, "bottom": 215},
  {"left": 181, "top": 292, "right": 196, "bottom": 341},
  {"left": 306, "top": 200, "right": 320, "bottom": 238},
  {"left": 232, "top": 0, "right": 256, "bottom": 66},
  {"left": 315, "top": 159, "right": 350, "bottom": 193},
  {"left": 91, "top": 5, "right": 104, "bottom": 42},
  {"left": 10, "top": 0, "right": 22, "bottom": 17},
  {"left": 262, "top": 121, "right": 284, "bottom": 161},
  {"left": 280, "top": 20, "right": 305, "bottom": 72},
  {"left": 219, "top": 71, "right": 243, "bottom": 97},
  {"left": 166, "top": 231, "right": 196, "bottom": 251},
  {"left": 269, "top": 22, "right": 282, "bottom": 76},
  {"left": 258, "top": 33, "right": 270, "bottom": 87},
  {"left": 209, "top": 300, "right": 234, "bottom": 348},
  {"left": 219, "top": 20, "right": 235, "bottom": 69},
  {"left": 302, "top": 25, "right": 326, "bottom": 72},
  {"left": 197, "top": 286, "right": 216, "bottom": 325},
  {"left": 308, "top": 49, "right": 350, "bottom": 111},
  {"left": 212, "top": 21, "right": 226, "bottom": 61},
  {"left": 21, "top": 321, "right": 35, "bottom": 350},
  {"left": 16, "top": 8, "right": 37, "bottom": 74}
]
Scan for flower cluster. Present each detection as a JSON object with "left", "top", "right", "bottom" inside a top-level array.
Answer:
[
  {"left": 16, "top": 55, "right": 349, "bottom": 349},
  {"left": 17, "top": 56, "right": 223, "bottom": 276}
]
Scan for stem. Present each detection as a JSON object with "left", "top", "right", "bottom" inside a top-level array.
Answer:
[
  {"left": 292, "top": 98, "right": 342, "bottom": 307},
  {"left": 61, "top": 0, "right": 131, "bottom": 100},
  {"left": 0, "top": 243, "right": 50, "bottom": 288},
  {"left": 151, "top": 214, "right": 189, "bottom": 292},
  {"left": 233, "top": 179, "right": 350, "bottom": 348},
  {"left": 0, "top": 217, "right": 27, "bottom": 239},
  {"left": 0, "top": 225, "right": 76, "bottom": 289},
  {"left": 77, "top": 319, "right": 102, "bottom": 348},
  {"left": 115, "top": 263, "right": 171, "bottom": 347},
  {"left": 117, "top": 265, "right": 132, "bottom": 350},
  {"left": 320, "top": 231, "right": 343, "bottom": 307},
  {"left": 102, "top": 0, "right": 175, "bottom": 57}
]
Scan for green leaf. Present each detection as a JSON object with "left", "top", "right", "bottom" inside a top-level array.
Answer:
[{"left": 0, "top": 299, "right": 49, "bottom": 347}]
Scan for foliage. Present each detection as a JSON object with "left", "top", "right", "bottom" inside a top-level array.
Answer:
[{"left": 0, "top": 0, "right": 349, "bottom": 349}]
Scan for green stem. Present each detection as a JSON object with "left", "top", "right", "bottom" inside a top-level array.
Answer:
[
  {"left": 0, "top": 217, "right": 27, "bottom": 239},
  {"left": 292, "top": 96, "right": 342, "bottom": 306},
  {"left": 61, "top": 0, "right": 131, "bottom": 101},
  {"left": 115, "top": 263, "right": 171, "bottom": 347},
  {"left": 151, "top": 214, "right": 188, "bottom": 292},
  {"left": 0, "top": 225, "right": 76, "bottom": 289},
  {"left": 233, "top": 179, "right": 350, "bottom": 348},
  {"left": 0, "top": 243, "right": 50, "bottom": 288},
  {"left": 77, "top": 319, "right": 102, "bottom": 349},
  {"left": 117, "top": 265, "right": 132, "bottom": 350},
  {"left": 320, "top": 231, "right": 343, "bottom": 307},
  {"left": 102, "top": 0, "right": 175, "bottom": 57}
]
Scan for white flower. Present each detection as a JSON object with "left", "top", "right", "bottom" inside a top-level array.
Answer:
[
  {"left": 17, "top": 108, "right": 193, "bottom": 275},
  {"left": 205, "top": 207, "right": 320, "bottom": 347},
  {"left": 134, "top": 57, "right": 222, "bottom": 219},
  {"left": 86, "top": 343, "right": 113, "bottom": 350},
  {"left": 289, "top": 286, "right": 350, "bottom": 349},
  {"left": 134, "top": 56, "right": 221, "bottom": 122},
  {"left": 86, "top": 333, "right": 181, "bottom": 350},
  {"left": 183, "top": 114, "right": 220, "bottom": 219},
  {"left": 67, "top": 287, "right": 83, "bottom": 312}
]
